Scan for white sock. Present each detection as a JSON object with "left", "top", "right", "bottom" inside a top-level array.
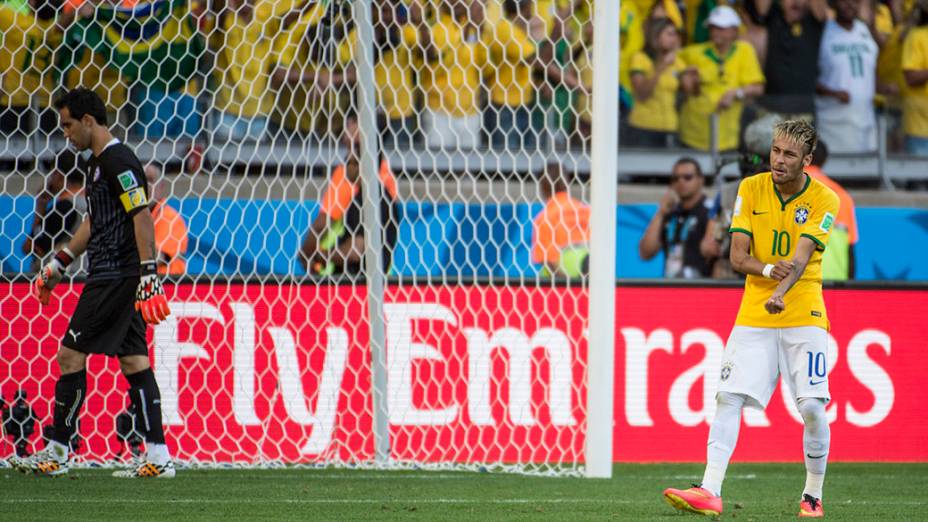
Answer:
[
  {"left": 804, "top": 472, "right": 825, "bottom": 500},
  {"left": 701, "top": 392, "right": 745, "bottom": 496},
  {"left": 46, "top": 440, "right": 69, "bottom": 462},
  {"left": 146, "top": 443, "right": 171, "bottom": 466},
  {"left": 798, "top": 397, "right": 829, "bottom": 499}
]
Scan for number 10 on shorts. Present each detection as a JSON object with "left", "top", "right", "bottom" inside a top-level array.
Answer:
[{"left": 807, "top": 351, "right": 827, "bottom": 383}]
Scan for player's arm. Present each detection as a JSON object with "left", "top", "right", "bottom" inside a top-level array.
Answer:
[
  {"left": 729, "top": 231, "right": 793, "bottom": 279},
  {"left": 33, "top": 217, "right": 92, "bottom": 305},
  {"left": 808, "top": 0, "right": 829, "bottom": 22},
  {"left": 132, "top": 207, "right": 170, "bottom": 324},
  {"left": 764, "top": 236, "right": 817, "bottom": 314},
  {"left": 639, "top": 189, "right": 675, "bottom": 260},
  {"left": 298, "top": 212, "right": 328, "bottom": 271}
]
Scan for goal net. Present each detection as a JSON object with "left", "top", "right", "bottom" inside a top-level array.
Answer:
[{"left": 0, "top": 0, "right": 613, "bottom": 477}]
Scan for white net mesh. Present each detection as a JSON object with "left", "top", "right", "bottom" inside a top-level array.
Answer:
[{"left": 0, "top": 0, "right": 599, "bottom": 476}]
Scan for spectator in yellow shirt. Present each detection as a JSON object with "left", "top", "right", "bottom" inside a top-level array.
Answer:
[
  {"left": 902, "top": 6, "right": 928, "bottom": 155},
  {"left": 483, "top": 0, "right": 541, "bottom": 150},
  {"left": 0, "top": 0, "right": 76, "bottom": 136},
  {"left": 212, "top": 0, "right": 303, "bottom": 142},
  {"left": 270, "top": 2, "right": 353, "bottom": 140},
  {"left": 575, "top": 1, "right": 644, "bottom": 142},
  {"left": 339, "top": 2, "right": 424, "bottom": 148},
  {"left": 628, "top": 17, "right": 685, "bottom": 147},
  {"left": 679, "top": 6, "right": 765, "bottom": 151},
  {"left": 420, "top": 0, "right": 488, "bottom": 150}
]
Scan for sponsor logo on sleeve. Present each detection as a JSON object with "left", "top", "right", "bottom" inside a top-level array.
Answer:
[
  {"left": 117, "top": 171, "right": 138, "bottom": 191},
  {"left": 820, "top": 212, "right": 835, "bottom": 233}
]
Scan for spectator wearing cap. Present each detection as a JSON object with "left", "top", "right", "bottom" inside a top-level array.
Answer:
[
  {"left": 679, "top": 5, "right": 765, "bottom": 152},
  {"left": 639, "top": 157, "right": 714, "bottom": 279},
  {"left": 532, "top": 162, "right": 590, "bottom": 279},
  {"left": 745, "top": 0, "right": 828, "bottom": 119}
]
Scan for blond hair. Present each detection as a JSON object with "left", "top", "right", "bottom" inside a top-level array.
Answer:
[{"left": 773, "top": 119, "right": 817, "bottom": 156}]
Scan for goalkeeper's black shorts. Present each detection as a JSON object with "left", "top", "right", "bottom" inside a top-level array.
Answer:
[{"left": 63, "top": 277, "right": 148, "bottom": 358}]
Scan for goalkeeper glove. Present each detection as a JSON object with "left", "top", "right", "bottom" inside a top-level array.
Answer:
[
  {"left": 135, "top": 261, "right": 171, "bottom": 325},
  {"left": 34, "top": 248, "right": 75, "bottom": 305}
]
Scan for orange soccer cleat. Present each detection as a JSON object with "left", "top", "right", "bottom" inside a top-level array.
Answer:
[{"left": 663, "top": 485, "right": 723, "bottom": 516}]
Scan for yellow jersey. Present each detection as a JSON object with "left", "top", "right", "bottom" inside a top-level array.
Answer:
[
  {"left": 272, "top": 5, "right": 347, "bottom": 135},
  {"left": 483, "top": 17, "right": 537, "bottom": 107},
  {"left": 213, "top": 1, "right": 283, "bottom": 119},
  {"left": 729, "top": 172, "right": 840, "bottom": 330},
  {"left": 339, "top": 25, "right": 419, "bottom": 120},
  {"left": 421, "top": 15, "right": 487, "bottom": 117},
  {"left": 628, "top": 51, "right": 685, "bottom": 132},
  {"left": 0, "top": 7, "right": 59, "bottom": 108},
  {"left": 902, "top": 27, "right": 928, "bottom": 138},
  {"left": 679, "top": 41, "right": 764, "bottom": 151}
]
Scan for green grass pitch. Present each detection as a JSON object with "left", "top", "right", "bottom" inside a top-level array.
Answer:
[{"left": 2, "top": 463, "right": 925, "bottom": 520}]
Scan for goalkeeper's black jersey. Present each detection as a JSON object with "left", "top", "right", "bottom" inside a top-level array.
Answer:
[{"left": 83, "top": 139, "right": 149, "bottom": 280}]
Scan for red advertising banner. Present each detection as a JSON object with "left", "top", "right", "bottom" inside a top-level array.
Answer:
[{"left": 0, "top": 283, "right": 924, "bottom": 463}]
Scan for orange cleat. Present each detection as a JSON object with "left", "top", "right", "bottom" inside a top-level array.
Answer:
[
  {"left": 663, "top": 485, "right": 723, "bottom": 516},
  {"left": 799, "top": 494, "right": 824, "bottom": 518}
]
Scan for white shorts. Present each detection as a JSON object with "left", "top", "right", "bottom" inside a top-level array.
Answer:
[{"left": 718, "top": 325, "right": 831, "bottom": 409}]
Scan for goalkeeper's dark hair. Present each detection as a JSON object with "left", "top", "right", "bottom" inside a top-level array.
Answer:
[{"left": 54, "top": 88, "right": 108, "bottom": 126}]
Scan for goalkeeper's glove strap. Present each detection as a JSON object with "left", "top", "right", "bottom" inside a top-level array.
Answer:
[
  {"left": 141, "top": 260, "right": 157, "bottom": 276},
  {"left": 54, "top": 247, "right": 76, "bottom": 268}
]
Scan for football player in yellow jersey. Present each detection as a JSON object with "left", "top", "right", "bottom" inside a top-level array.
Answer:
[{"left": 664, "top": 120, "right": 840, "bottom": 519}]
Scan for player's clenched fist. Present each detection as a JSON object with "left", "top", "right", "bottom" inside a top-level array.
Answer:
[
  {"left": 764, "top": 294, "right": 786, "bottom": 315},
  {"left": 769, "top": 260, "right": 794, "bottom": 281},
  {"left": 135, "top": 261, "right": 170, "bottom": 324},
  {"left": 34, "top": 249, "right": 75, "bottom": 305}
]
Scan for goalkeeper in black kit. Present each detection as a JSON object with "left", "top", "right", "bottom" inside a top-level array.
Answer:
[{"left": 8, "top": 88, "right": 175, "bottom": 478}]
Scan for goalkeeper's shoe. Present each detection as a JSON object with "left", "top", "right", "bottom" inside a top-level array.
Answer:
[
  {"left": 112, "top": 459, "right": 176, "bottom": 479},
  {"left": 7, "top": 448, "right": 69, "bottom": 477},
  {"left": 663, "top": 485, "right": 723, "bottom": 516},
  {"left": 799, "top": 494, "right": 825, "bottom": 518}
]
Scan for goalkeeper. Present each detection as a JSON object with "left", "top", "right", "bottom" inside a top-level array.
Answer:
[{"left": 7, "top": 88, "right": 174, "bottom": 478}]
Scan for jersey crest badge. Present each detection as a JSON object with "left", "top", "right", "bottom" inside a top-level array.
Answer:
[
  {"left": 794, "top": 203, "right": 811, "bottom": 225},
  {"left": 720, "top": 362, "right": 733, "bottom": 382}
]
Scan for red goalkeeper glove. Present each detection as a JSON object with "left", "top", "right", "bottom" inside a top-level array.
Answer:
[
  {"left": 34, "top": 248, "right": 75, "bottom": 305},
  {"left": 135, "top": 261, "right": 170, "bottom": 325}
]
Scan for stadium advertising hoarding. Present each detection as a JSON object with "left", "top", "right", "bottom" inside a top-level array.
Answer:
[{"left": 1, "top": 283, "right": 924, "bottom": 463}]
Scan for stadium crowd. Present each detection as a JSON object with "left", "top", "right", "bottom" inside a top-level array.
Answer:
[{"left": 1, "top": 0, "right": 928, "bottom": 155}]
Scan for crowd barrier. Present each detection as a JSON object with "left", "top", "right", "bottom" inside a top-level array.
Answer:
[{"left": 2, "top": 196, "right": 927, "bottom": 280}]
